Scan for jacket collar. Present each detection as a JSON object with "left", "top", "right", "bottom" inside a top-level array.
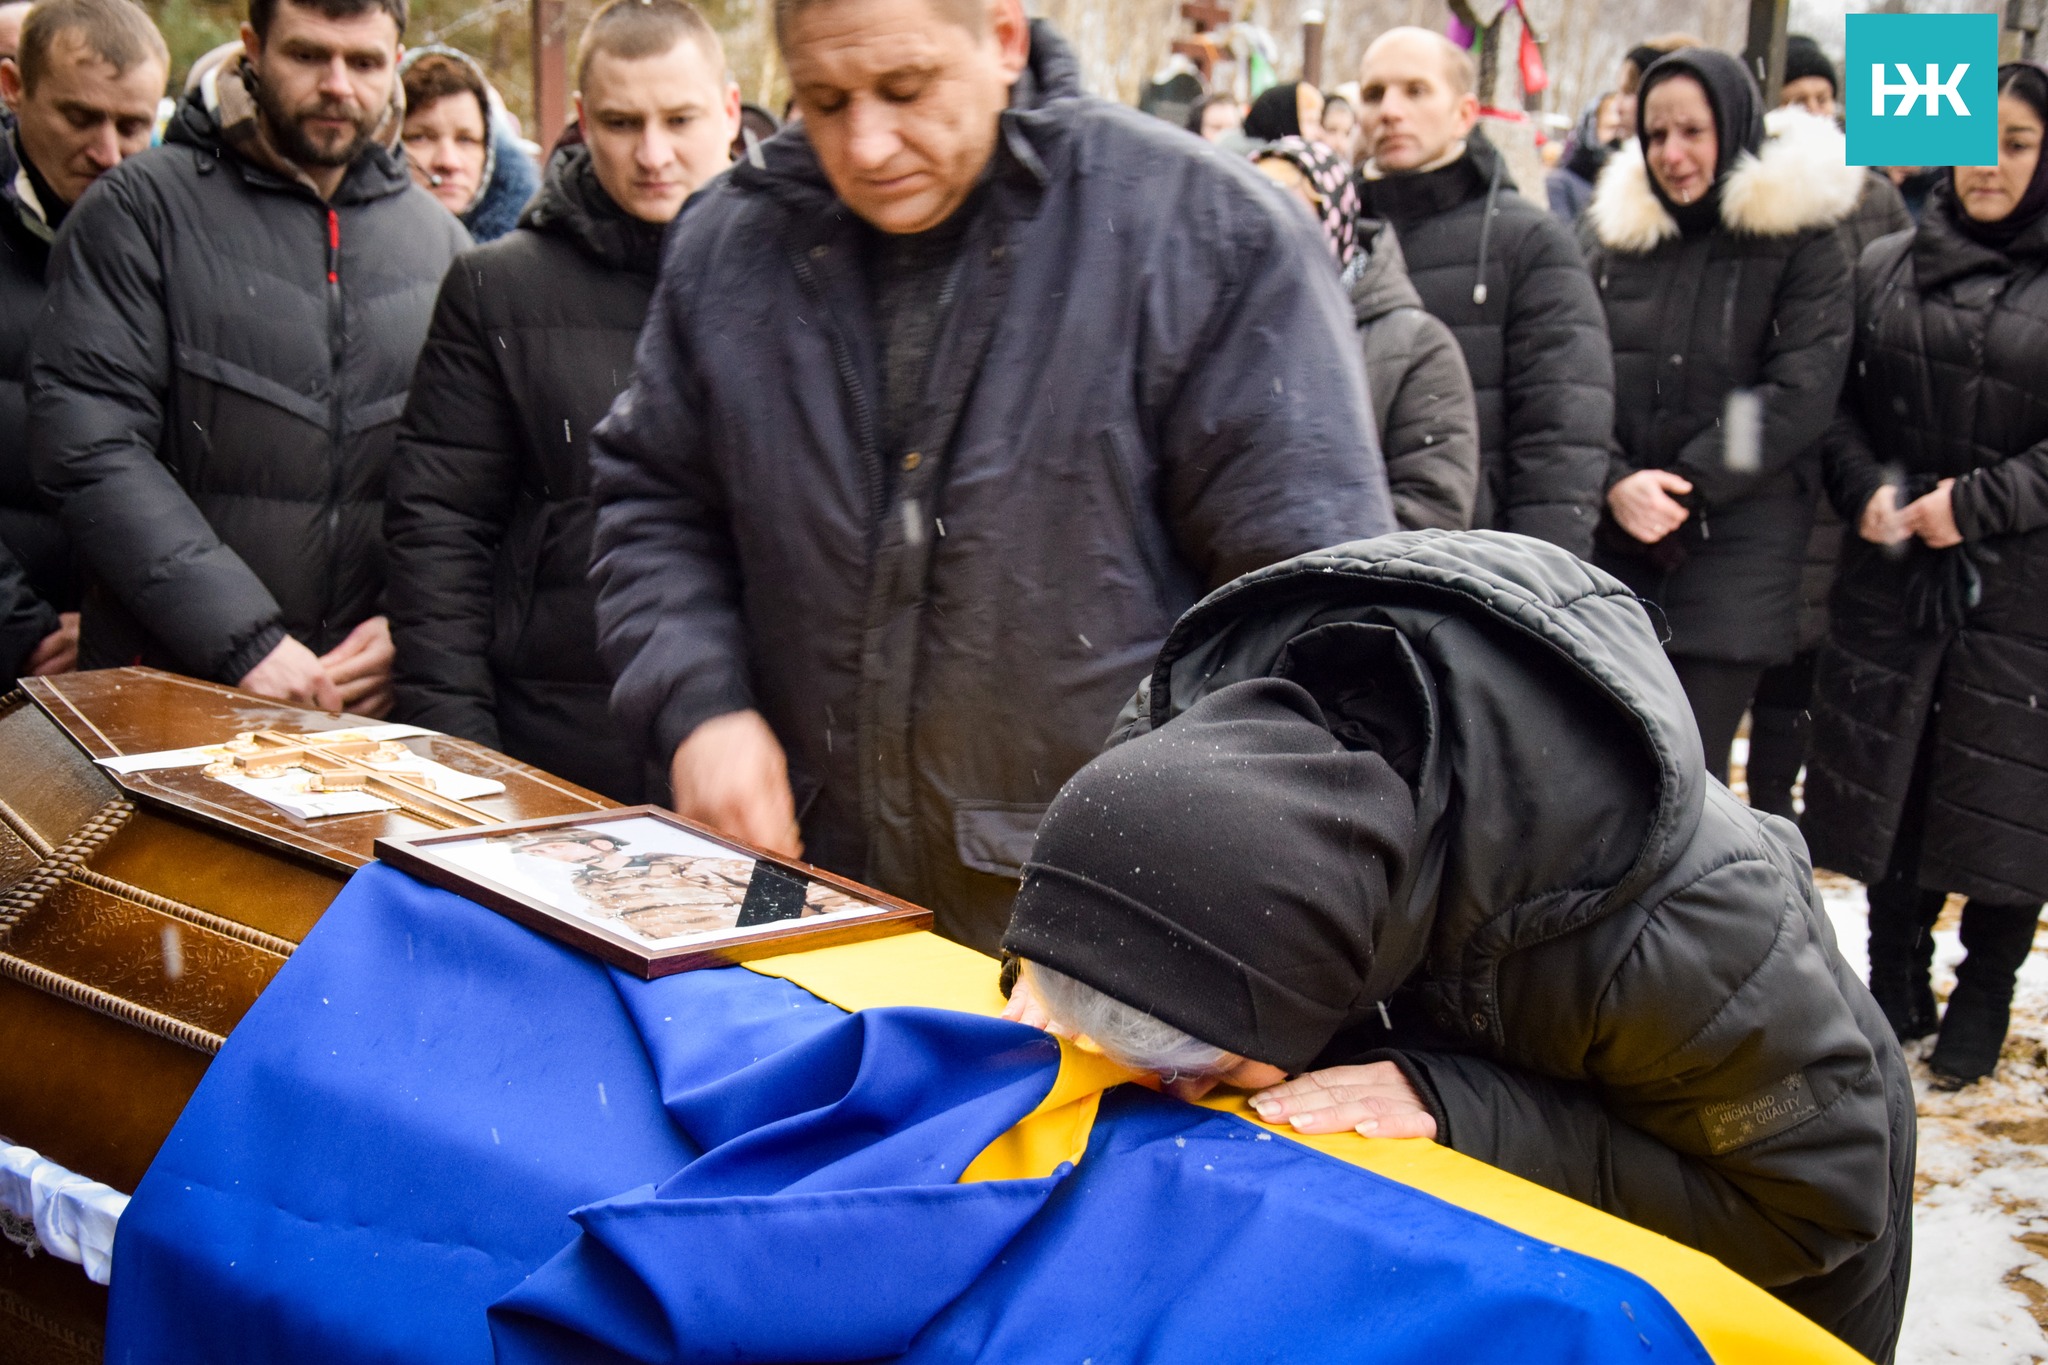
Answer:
[
  {"left": 1356, "top": 134, "right": 1498, "bottom": 227},
  {"left": 1586, "top": 105, "right": 1864, "bottom": 252},
  {"left": 1911, "top": 183, "right": 2048, "bottom": 289},
  {"left": 1344, "top": 218, "right": 1423, "bottom": 322},
  {"left": 520, "top": 140, "right": 667, "bottom": 275},
  {"left": 3, "top": 129, "right": 56, "bottom": 245},
  {"left": 166, "top": 59, "right": 412, "bottom": 205}
]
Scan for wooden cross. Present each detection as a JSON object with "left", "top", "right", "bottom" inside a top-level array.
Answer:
[{"left": 204, "top": 730, "right": 491, "bottom": 828}]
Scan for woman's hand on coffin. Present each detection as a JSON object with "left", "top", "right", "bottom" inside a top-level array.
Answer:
[{"left": 1246, "top": 1061, "right": 1438, "bottom": 1140}]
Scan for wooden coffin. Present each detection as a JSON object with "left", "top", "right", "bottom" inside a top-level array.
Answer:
[{"left": 0, "top": 668, "right": 617, "bottom": 1359}]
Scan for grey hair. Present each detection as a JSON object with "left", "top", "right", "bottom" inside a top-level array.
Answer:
[{"left": 1021, "top": 961, "right": 1234, "bottom": 1081}]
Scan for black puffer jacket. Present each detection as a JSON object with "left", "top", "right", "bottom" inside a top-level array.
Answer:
[
  {"left": 1356, "top": 133, "right": 1613, "bottom": 555},
  {"left": 1112, "top": 531, "right": 1913, "bottom": 1361},
  {"left": 387, "top": 144, "right": 662, "bottom": 802},
  {"left": 28, "top": 85, "right": 468, "bottom": 681},
  {"left": 1805, "top": 196, "right": 2048, "bottom": 905},
  {"left": 1789, "top": 171, "right": 1918, "bottom": 648},
  {"left": 590, "top": 22, "right": 1394, "bottom": 953},
  {"left": 1581, "top": 109, "right": 1859, "bottom": 664},
  {"left": 0, "top": 136, "right": 75, "bottom": 624},
  {"left": 1347, "top": 220, "right": 1479, "bottom": 531}
]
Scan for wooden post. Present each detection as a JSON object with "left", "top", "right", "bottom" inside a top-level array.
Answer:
[
  {"left": 1302, "top": 10, "right": 1325, "bottom": 88},
  {"left": 1743, "top": 0, "right": 1789, "bottom": 106},
  {"left": 531, "top": 0, "right": 569, "bottom": 153}
]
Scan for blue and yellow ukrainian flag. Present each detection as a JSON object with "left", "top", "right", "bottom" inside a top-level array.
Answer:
[{"left": 106, "top": 863, "right": 1867, "bottom": 1364}]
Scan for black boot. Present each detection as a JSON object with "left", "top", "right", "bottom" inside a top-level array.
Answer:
[
  {"left": 1745, "top": 703, "right": 1807, "bottom": 821},
  {"left": 1866, "top": 879, "right": 1944, "bottom": 1042},
  {"left": 1928, "top": 900, "right": 2042, "bottom": 1086}
]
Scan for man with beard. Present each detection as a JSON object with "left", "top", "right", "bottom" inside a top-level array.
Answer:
[{"left": 29, "top": 0, "right": 467, "bottom": 714}]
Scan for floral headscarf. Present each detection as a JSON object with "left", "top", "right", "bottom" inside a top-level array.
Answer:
[{"left": 1252, "top": 135, "right": 1365, "bottom": 266}]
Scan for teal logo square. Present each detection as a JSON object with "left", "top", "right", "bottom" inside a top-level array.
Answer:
[{"left": 1845, "top": 13, "right": 1998, "bottom": 167}]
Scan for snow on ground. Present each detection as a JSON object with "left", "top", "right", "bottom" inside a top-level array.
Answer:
[
  {"left": 1819, "top": 874, "right": 2048, "bottom": 1364},
  {"left": 1730, "top": 739, "right": 2048, "bottom": 1362}
]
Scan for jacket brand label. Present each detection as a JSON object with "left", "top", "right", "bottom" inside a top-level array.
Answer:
[
  {"left": 1698, "top": 1072, "right": 1821, "bottom": 1155},
  {"left": 1845, "top": 14, "right": 1997, "bottom": 168}
]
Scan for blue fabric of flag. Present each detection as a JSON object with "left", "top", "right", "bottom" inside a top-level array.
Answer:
[{"left": 106, "top": 863, "right": 1714, "bottom": 1365}]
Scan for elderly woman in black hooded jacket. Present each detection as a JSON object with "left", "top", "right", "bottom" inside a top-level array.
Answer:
[
  {"left": 1580, "top": 49, "right": 1862, "bottom": 784},
  {"left": 1805, "top": 64, "right": 2048, "bottom": 1088}
]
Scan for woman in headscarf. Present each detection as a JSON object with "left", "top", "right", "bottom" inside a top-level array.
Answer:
[
  {"left": 1252, "top": 136, "right": 1480, "bottom": 531},
  {"left": 1241, "top": 80, "right": 1323, "bottom": 144},
  {"left": 399, "top": 46, "right": 540, "bottom": 243},
  {"left": 1805, "top": 64, "right": 2048, "bottom": 1087},
  {"left": 1580, "top": 48, "right": 1862, "bottom": 787}
]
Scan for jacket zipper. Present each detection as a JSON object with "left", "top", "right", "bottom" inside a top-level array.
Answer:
[
  {"left": 323, "top": 205, "right": 344, "bottom": 642},
  {"left": 790, "top": 245, "right": 884, "bottom": 525}
]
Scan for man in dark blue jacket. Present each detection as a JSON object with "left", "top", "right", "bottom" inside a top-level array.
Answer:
[{"left": 590, "top": 0, "right": 1394, "bottom": 953}]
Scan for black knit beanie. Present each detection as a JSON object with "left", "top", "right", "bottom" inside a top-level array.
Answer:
[
  {"left": 1003, "top": 677, "right": 1416, "bottom": 1074},
  {"left": 1781, "top": 36, "right": 1837, "bottom": 97}
]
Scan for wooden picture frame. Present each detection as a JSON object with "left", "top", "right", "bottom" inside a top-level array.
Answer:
[{"left": 375, "top": 806, "right": 930, "bottom": 978}]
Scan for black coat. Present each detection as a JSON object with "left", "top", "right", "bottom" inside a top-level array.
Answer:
[
  {"left": 387, "top": 146, "right": 661, "bottom": 802},
  {"left": 1789, "top": 172, "right": 1918, "bottom": 650},
  {"left": 1805, "top": 199, "right": 2048, "bottom": 905},
  {"left": 589, "top": 23, "right": 1395, "bottom": 953},
  {"left": 1356, "top": 134, "right": 1614, "bottom": 555},
  {"left": 0, "top": 137, "right": 73, "bottom": 625},
  {"left": 1348, "top": 220, "right": 1479, "bottom": 531},
  {"left": 28, "top": 89, "right": 468, "bottom": 682},
  {"left": 1581, "top": 111, "right": 1859, "bottom": 665},
  {"left": 1115, "top": 531, "right": 1913, "bottom": 1361}
]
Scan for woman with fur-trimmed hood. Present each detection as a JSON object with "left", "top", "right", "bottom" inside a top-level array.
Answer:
[{"left": 1580, "top": 48, "right": 1861, "bottom": 783}]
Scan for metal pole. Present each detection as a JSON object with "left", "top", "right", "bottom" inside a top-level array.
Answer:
[
  {"left": 531, "top": 0, "right": 568, "bottom": 153},
  {"left": 1744, "top": 0, "right": 1790, "bottom": 106}
]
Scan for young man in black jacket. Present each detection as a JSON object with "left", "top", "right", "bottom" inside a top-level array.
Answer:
[
  {"left": 386, "top": 0, "right": 737, "bottom": 801},
  {"left": 29, "top": 0, "right": 467, "bottom": 714},
  {"left": 1003, "top": 532, "right": 1914, "bottom": 1363},
  {"left": 0, "top": 0, "right": 167, "bottom": 678},
  {"left": 588, "top": 0, "right": 1394, "bottom": 953},
  {"left": 1355, "top": 28, "right": 1613, "bottom": 558}
]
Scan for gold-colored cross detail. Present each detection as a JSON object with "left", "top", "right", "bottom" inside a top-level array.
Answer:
[{"left": 206, "top": 730, "right": 490, "bottom": 828}]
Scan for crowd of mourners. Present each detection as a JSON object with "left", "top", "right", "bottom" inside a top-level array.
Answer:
[{"left": 2, "top": 0, "right": 2045, "bottom": 1354}]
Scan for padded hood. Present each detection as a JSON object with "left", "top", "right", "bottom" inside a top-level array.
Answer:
[{"left": 1118, "top": 530, "right": 1701, "bottom": 1041}]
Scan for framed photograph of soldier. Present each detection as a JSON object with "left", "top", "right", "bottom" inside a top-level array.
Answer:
[{"left": 374, "top": 807, "right": 931, "bottom": 977}]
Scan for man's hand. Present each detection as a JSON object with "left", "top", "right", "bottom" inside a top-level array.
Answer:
[
  {"left": 24, "top": 612, "right": 79, "bottom": 676},
  {"left": 1247, "top": 1061, "right": 1439, "bottom": 1139},
  {"left": 1607, "top": 469, "right": 1694, "bottom": 543},
  {"left": 1858, "top": 485, "right": 1910, "bottom": 545},
  {"left": 670, "top": 709, "right": 802, "bottom": 858},
  {"left": 319, "top": 615, "right": 395, "bottom": 718},
  {"left": 239, "top": 635, "right": 343, "bottom": 711},
  {"left": 1900, "top": 477, "right": 1962, "bottom": 548}
]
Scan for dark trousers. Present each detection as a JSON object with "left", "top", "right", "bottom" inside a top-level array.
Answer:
[
  {"left": 1669, "top": 655, "right": 1766, "bottom": 787},
  {"left": 1747, "top": 647, "right": 1817, "bottom": 820}
]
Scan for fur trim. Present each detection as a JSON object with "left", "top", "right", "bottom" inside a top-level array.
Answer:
[{"left": 1587, "top": 106, "right": 1866, "bottom": 252}]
